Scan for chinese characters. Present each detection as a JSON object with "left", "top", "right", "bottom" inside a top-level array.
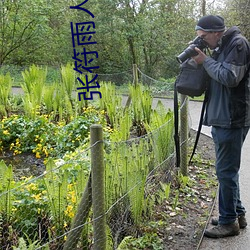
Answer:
[{"left": 70, "top": 0, "right": 101, "bottom": 101}]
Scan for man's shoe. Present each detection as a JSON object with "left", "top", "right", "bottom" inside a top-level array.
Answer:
[
  {"left": 211, "top": 214, "right": 247, "bottom": 229},
  {"left": 204, "top": 222, "right": 240, "bottom": 238}
]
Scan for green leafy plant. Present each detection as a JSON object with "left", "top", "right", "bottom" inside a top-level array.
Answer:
[
  {"left": 0, "top": 161, "right": 15, "bottom": 221},
  {"left": 60, "top": 63, "right": 75, "bottom": 102},
  {"left": 99, "top": 81, "right": 123, "bottom": 128},
  {"left": 129, "top": 84, "right": 153, "bottom": 134},
  {"left": 158, "top": 182, "right": 171, "bottom": 203},
  {"left": 117, "top": 233, "right": 163, "bottom": 250},
  {"left": 145, "top": 100, "right": 175, "bottom": 163},
  {"left": 0, "top": 72, "right": 12, "bottom": 117},
  {"left": 21, "top": 65, "right": 47, "bottom": 118},
  {"left": 13, "top": 235, "right": 44, "bottom": 250}
]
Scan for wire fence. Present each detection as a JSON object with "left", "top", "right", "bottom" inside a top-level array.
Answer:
[
  {"left": 0, "top": 65, "right": 191, "bottom": 249},
  {"left": 1, "top": 64, "right": 175, "bottom": 97}
]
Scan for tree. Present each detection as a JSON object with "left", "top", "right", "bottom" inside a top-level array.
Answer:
[
  {"left": 0, "top": 0, "right": 47, "bottom": 65},
  {"left": 0, "top": 0, "right": 77, "bottom": 66},
  {"left": 221, "top": 0, "right": 250, "bottom": 39}
]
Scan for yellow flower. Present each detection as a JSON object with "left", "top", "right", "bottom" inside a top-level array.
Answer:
[
  {"left": 65, "top": 205, "right": 74, "bottom": 218},
  {"left": 36, "top": 152, "right": 41, "bottom": 158},
  {"left": 71, "top": 195, "right": 76, "bottom": 204},
  {"left": 32, "top": 193, "right": 42, "bottom": 201},
  {"left": 26, "top": 183, "right": 37, "bottom": 191},
  {"left": 3, "top": 130, "right": 10, "bottom": 135},
  {"left": 12, "top": 207, "right": 17, "bottom": 212}
]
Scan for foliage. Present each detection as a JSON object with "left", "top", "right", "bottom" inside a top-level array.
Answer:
[
  {"left": 129, "top": 84, "right": 153, "bottom": 135},
  {"left": 0, "top": 154, "right": 91, "bottom": 249},
  {"left": 0, "top": 0, "right": 231, "bottom": 81},
  {"left": 145, "top": 100, "right": 175, "bottom": 163},
  {"left": 117, "top": 233, "right": 163, "bottom": 250},
  {"left": 0, "top": 161, "right": 15, "bottom": 222},
  {"left": 0, "top": 72, "right": 12, "bottom": 117},
  {"left": 21, "top": 65, "right": 47, "bottom": 118},
  {"left": 61, "top": 63, "right": 76, "bottom": 102},
  {"left": 0, "top": 0, "right": 74, "bottom": 65},
  {"left": 0, "top": 107, "right": 103, "bottom": 158},
  {"left": 99, "top": 81, "right": 123, "bottom": 128},
  {"left": 0, "top": 80, "right": 178, "bottom": 248}
]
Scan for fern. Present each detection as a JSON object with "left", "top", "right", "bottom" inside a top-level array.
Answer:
[
  {"left": 0, "top": 73, "right": 12, "bottom": 115},
  {"left": 43, "top": 159, "right": 68, "bottom": 228},
  {"left": 21, "top": 65, "right": 47, "bottom": 117},
  {"left": 0, "top": 160, "right": 14, "bottom": 221}
]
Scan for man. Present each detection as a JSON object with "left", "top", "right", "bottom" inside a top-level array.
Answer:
[{"left": 192, "top": 15, "right": 250, "bottom": 238}]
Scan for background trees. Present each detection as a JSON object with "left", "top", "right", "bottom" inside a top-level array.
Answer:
[{"left": 0, "top": 0, "right": 249, "bottom": 80}]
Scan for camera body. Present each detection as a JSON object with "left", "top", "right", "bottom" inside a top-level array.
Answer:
[{"left": 176, "top": 36, "right": 208, "bottom": 63}]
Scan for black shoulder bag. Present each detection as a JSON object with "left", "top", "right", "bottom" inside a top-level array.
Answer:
[{"left": 175, "top": 58, "right": 208, "bottom": 97}]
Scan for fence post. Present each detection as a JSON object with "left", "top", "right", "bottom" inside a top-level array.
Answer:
[
  {"left": 63, "top": 175, "right": 92, "bottom": 250},
  {"left": 133, "top": 64, "right": 138, "bottom": 86},
  {"left": 180, "top": 94, "right": 188, "bottom": 176},
  {"left": 125, "top": 64, "right": 138, "bottom": 109},
  {"left": 91, "top": 124, "right": 106, "bottom": 250}
]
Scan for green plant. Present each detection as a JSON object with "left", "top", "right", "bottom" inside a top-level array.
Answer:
[
  {"left": 13, "top": 237, "right": 41, "bottom": 250},
  {"left": 157, "top": 182, "right": 171, "bottom": 203},
  {"left": 12, "top": 176, "right": 49, "bottom": 241},
  {"left": 105, "top": 136, "right": 154, "bottom": 237},
  {"left": 21, "top": 65, "right": 47, "bottom": 118},
  {"left": 0, "top": 72, "right": 12, "bottom": 116},
  {"left": 129, "top": 84, "right": 153, "bottom": 130},
  {"left": 117, "top": 233, "right": 163, "bottom": 250},
  {"left": 60, "top": 63, "right": 75, "bottom": 101},
  {"left": 43, "top": 85, "right": 55, "bottom": 114},
  {"left": 0, "top": 161, "right": 15, "bottom": 222},
  {"left": 178, "top": 173, "right": 191, "bottom": 189},
  {"left": 99, "top": 81, "right": 123, "bottom": 128},
  {"left": 172, "top": 190, "right": 180, "bottom": 210},
  {"left": 145, "top": 100, "right": 174, "bottom": 163}
]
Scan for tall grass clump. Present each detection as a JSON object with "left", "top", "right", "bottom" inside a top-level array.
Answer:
[
  {"left": 129, "top": 84, "right": 153, "bottom": 135},
  {"left": 21, "top": 65, "right": 47, "bottom": 118},
  {"left": 0, "top": 73, "right": 12, "bottom": 117},
  {"left": 99, "top": 82, "right": 122, "bottom": 128},
  {"left": 145, "top": 100, "right": 175, "bottom": 164},
  {"left": 61, "top": 63, "right": 75, "bottom": 103}
]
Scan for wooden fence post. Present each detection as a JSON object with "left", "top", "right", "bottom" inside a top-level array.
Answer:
[
  {"left": 91, "top": 124, "right": 106, "bottom": 250},
  {"left": 133, "top": 64, "right": 138, "bottom": 86},
  {"left": 63, "top": 175, "right": 92, "bottom": 250},
  {"left": 125, "top": 64, "right": 138, "bottom": 110}
]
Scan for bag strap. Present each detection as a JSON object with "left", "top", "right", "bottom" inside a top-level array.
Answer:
[
  {"left": 174, "top": 80, "right": 208, "bottom": 168},
  {"left": 188, "top": 91, "right": 208, "bottom": 164},
  {"left": 174, "top": 80, "right": 180, "bottom": 168}
]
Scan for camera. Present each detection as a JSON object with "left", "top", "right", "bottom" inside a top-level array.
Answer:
[{"left": 176, "top": 36, "right": 208, "bottom": 63}]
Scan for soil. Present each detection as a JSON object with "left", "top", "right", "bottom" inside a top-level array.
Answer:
[{"left": 0, "top": 152, "right": 45, "bottom": 180}]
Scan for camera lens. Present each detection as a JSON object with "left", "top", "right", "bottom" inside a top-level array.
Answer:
[{"left": 176, "top": 44, "right": 198, "bottom": 63}]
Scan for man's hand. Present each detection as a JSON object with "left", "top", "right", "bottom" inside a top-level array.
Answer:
[{"left": 192, "top": 47, "right": 207, "bottom": 64}]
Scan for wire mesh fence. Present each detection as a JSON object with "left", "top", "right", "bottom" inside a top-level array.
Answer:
[
  {"left": 0, "top": 115, "right": 190, "bottom": 249},
  {"left": 0, "top": 64, "right": 191, "bottom": 249}
]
